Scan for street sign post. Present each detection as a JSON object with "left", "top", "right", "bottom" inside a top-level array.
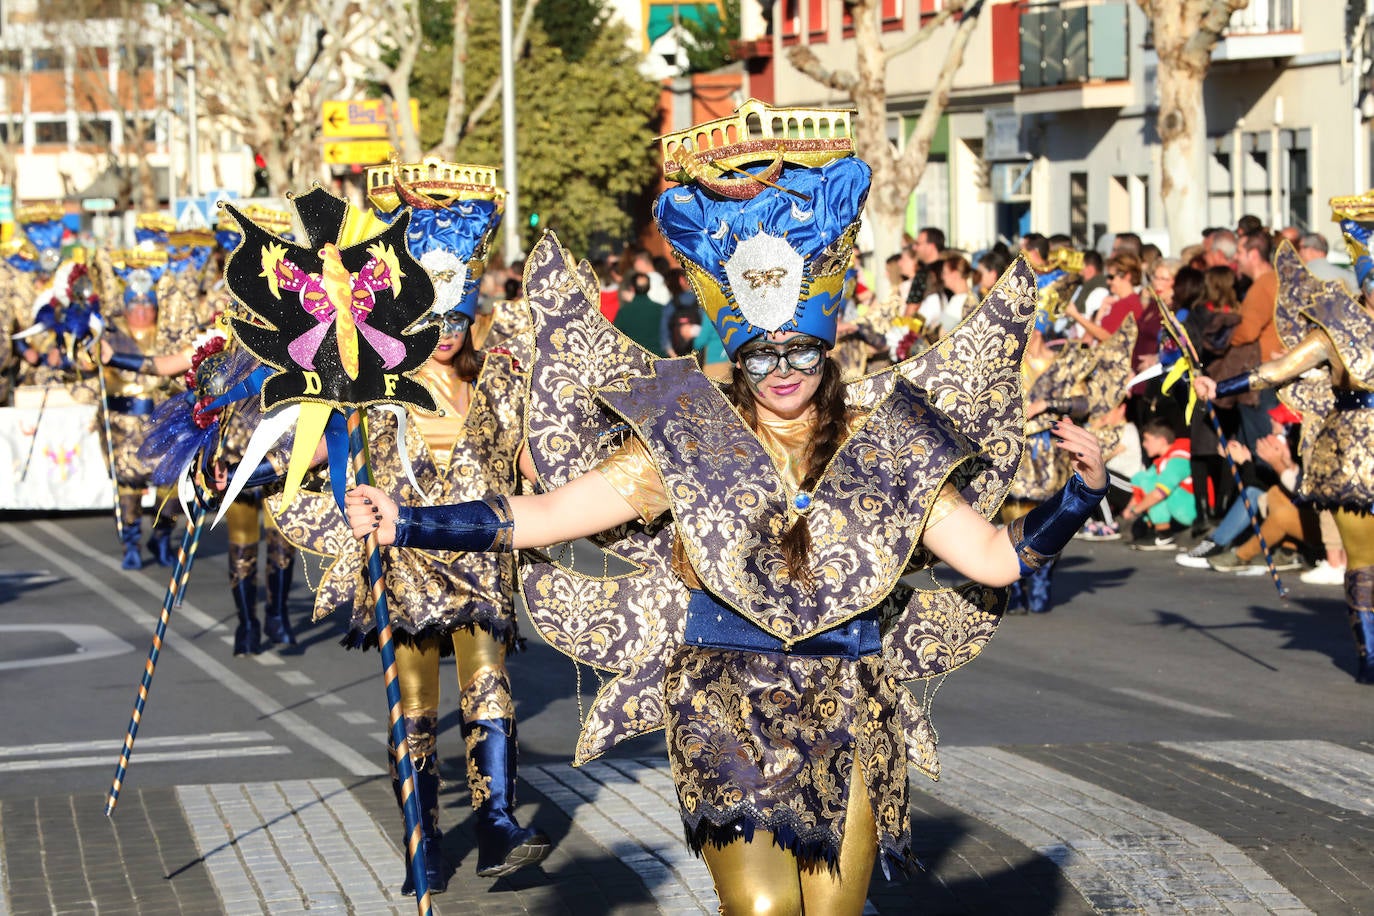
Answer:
[
  {"left": 323, "top": 140, "right": 396, "bottom": 167},
  {"left": 82, "top": 198, "right": 117, "bottom": 213},
  {"left": 321, "top": 100, "right": 420, "bottom": 139}
]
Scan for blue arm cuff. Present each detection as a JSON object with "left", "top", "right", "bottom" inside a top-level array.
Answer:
[
  {"left": 1009, "top": 473, "right": 1107, "bottom": 577},
  {"left": 107, "top": 351, "right": 149, "bottom": 373},
  {"left": 392, "top": 496, "right": 514, "bottom": 553},
  {"left": 1214, "top": 372, "right": 1254, "bottom": 398}
]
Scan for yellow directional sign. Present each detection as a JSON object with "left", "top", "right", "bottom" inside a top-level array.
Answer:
[
  {"left": 323, "top": 140, "right": 396, "bottom": 166},
  {"left": 321, "top": 99, "right": 420, "bottom": 139}
]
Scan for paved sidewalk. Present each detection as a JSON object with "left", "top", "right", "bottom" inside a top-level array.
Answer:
[{"left": 4, "top": 741, "right": 1373, "bottom": 915}]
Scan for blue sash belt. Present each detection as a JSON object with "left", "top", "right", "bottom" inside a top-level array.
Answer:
[
  {"left": 107, "top": 396, "right": 157, "bottom": 416},
  {"left": 1333, "top": 388, "right": 1374, "bottom": 411},
  {"left": 683, "top": 589, "right": 882, "bottom": 659}
]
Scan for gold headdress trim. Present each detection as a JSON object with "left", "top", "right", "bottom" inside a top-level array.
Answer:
[
  {"left": 365, "top": 157, "right": 505, "bottom": 213},
  {"left": 659, "top": 98, "right": 854, "bottom": 190},
  {"left": 169, "top": 229, "right": 215, "bottom": 248},
  {"left": 113, "top": 248, "right": 170, "bottom": 269},
  {"left": 136, "top": 212, "right": 177, "bottom": 234},
  {"left": 16, "top": 202, "right": 64, "bottom": 225}
]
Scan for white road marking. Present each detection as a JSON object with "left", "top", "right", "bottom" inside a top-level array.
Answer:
[
  {"left": 0, "top": 745, "right": 287, "bottom": 773},
  {"left": 339, "top": 711, "right": 374, "bottom": 726},
  {"left": 15, "top": 520, "right": 378, "bottom": 776},
  {"left": 0, "top": 623, "right": 135, "bottom": 670},
  {"left": 1111, "top": 686, "right": 1234, "bottom": 718},
  {"left": 0, "top": 730, "right": 271, "bottom": 758}
]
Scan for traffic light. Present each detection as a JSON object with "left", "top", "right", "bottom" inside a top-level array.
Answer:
[
  {"left": 528, "top": 212, "right": 540, "bottom": 229},
  {"left": 252, "top": 152, "right": 269, "bottom": 196}
]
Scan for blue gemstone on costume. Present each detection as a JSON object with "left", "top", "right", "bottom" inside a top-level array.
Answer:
[{"left": 793, "top": 492, "right": 812, "bottom": 511}]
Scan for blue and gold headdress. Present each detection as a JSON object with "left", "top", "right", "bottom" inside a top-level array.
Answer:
[
  {"left": 653, "top": 99, "right": 870, "bottom": 358},
  {"left": 15, "top": 202, "right": 65, "bottom": 274},
  {"left": 1333, "top": 189, "right": 1374, "bottom": 297},
  {"left": 134, "top": 212, "right": 175, "bottom": 248},
  {"left": 366, "top": 157, "right": 506, "bottom": 322}
]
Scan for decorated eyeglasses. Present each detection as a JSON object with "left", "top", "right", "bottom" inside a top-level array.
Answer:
[{"left": 739, "top": 339, "right": 825, "bottom": 379}]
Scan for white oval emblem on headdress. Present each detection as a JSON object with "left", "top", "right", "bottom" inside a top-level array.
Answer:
[
  {"left": 420, "top": 248, "right": 467, "bottom": 313},
  {"left": 127, "top": 268, "right": 154, "bottom": 297},
  {"left": 724, "top": 232, "right": 804, "bottom": 331}
]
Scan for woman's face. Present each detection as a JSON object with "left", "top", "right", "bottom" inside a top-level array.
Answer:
[
  {"left": 977, "top": 265, "right": 996, "bottom": 291},
  {"left": 737, "top": 331, "right": 826, "bottom": 421},
  {"left": 1151, "top": 269, "right": 1174, "bottom": 303},
  {"left": 428, "top": 311, "right": 470, "bottom": 366},
  {"left": 1107, "top": 268, "right": 1135, "bottom": 298}
]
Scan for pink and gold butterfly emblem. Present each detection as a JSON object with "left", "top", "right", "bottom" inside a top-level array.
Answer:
[{"left": 259, "top": 241, "right": 406, "bottom": 380}]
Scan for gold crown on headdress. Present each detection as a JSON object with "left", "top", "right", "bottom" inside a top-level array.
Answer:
[
  {"left": 2, "top": 236, "right": 37, "bottom": 260},
  {"left": 113, "top": 248, "right": 170, "bottom": 269},
  {"left": 217, "top": 203, "right": 292, "bottom": 237},
  {"left": 169, "top": 229, "right": 215, "bottom": 249},
  {"left": 16, "top": 202, "right": 64, "bottom": 225},
  {"left": 659, "top": 98, "right": 853, "bottom": 196},
  {"left": 1331, "top": 189, "right": 1374, "bottom": 222},
  {"left": 365, "top": 157, "right": 505, "bottom": 213},
  {"left": 136, "top": 212, "right": 177, "bottom": 234}
]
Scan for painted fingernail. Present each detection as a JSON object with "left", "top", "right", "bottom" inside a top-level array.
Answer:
[{"left": 363, "top": 497, "right": 372, "bottom": 505}]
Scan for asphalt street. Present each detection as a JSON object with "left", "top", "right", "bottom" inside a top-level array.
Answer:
[{"left": 0, "top": 510, "right": 1371, "bottom": 915}]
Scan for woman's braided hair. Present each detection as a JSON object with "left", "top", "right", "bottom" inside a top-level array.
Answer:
[{"left": 729, "top": 355, "right": 849, "bottom": 588}]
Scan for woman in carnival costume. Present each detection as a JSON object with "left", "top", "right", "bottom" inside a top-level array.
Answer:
[
  {"left": 345, "top": 104, "right": 1107, "bottom": 913},
  {"left": 99, "top": 241, "right": 201, "bottom": 569},
  {"left": 270, "top": 160, "right": 549, "bottom": 890},
  {"left": 1197, "top": 194, "right": 1374, "bottom": 684}
]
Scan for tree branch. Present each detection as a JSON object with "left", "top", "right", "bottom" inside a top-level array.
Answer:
[
  {"left": 786, "top": 44, "right": 858, "bottom": 92},
  {"left": 881, "top": 1, "right": 965, "bottom": 60},
  {"left": 894, "top": 0, "right": 983, "bottom": 189}
]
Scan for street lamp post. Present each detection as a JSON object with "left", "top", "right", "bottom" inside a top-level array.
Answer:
[{"left": 501, "top": 0, "right": 520, "bottom": 260}]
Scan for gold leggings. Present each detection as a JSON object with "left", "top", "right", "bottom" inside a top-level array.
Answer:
[
  {"left": 701, "top": 762, "right": 878, "bottom": 916},
  {"left": 393, "top": 627, "right": 508, "bottom": 722},
  {"left": 1334, "top": 509, "right": 1374, "bottom": 570}
]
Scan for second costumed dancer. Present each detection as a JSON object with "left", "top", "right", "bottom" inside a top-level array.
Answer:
[
  {"left": 345, "top": 103, "right": 1108, "bottom": 913},
  {"left": 271, "top": 159, "right": 549, "bottom": 891}
]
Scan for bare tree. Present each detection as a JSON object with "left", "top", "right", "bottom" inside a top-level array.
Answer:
[
  {"left": 1140, "top": 0, "right": 1248, "bottom": 251},
  {"left": 163, "top": 0, "right": 357, "bottom": 196},
  {"left": 430, "top": 0, "right": 538, "bottom": 160},
  {"left": 789, "top": 0, "right": 984, "bottom": 294},
  {"left": 64, "top": 4, "right": 162, "bottom": 211},
  {"left": 340, "top": 0, "right": 424, "bottom": 160}
]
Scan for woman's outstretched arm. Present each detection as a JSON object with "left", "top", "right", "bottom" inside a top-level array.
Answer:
[
  {"left": 346, "top": 469, "right": 642, "bottom": 551},
  {"left": 922, "top": 418, "right": 1107, "bottom": 587}
]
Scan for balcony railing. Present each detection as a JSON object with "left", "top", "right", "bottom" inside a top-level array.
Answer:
[
  {"left": 1226, "top": 0, "right": 1297, "bottom": 34},
  {"left": 1019, "top": 1, "right": 1130, "bottom": 91}
]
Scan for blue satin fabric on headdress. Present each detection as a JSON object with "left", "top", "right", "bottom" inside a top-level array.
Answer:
[
  {"left": 215, "top": 229, "right": 242, "bottom": 252},
  {"left": 115, "top": 261, "right": 168, "bottom": 306},
  {"left": 382, "top": 198, "right": 502, "bottom": 321},
  {"left": 134, "top": 226, "right": 168, "bottom": 247},
  {"left": 22, "top": 219, "right": 64, "bottom": 254},
  {"left": 654, "top": 157, "right": 871, "bottom": 357},
  {"left": 169, "top": 244, "right": 212, "bottom": 275}
]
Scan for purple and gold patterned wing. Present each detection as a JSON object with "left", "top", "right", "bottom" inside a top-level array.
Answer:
[{"left": 518, "top": 231, "right": 690, "bottom": 764}]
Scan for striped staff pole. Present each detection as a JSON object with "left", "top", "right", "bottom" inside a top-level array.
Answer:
[
  {"left": 173, "top": 503, "right": 205, "bottom": 608},
  {"left": 19, "top": 384, "right": 50, "bottom": 480},
  {"left": 346, "top": 407, "right": 433, "bottom": 916},
  {"left": 105, "top": 500, "right": 207, "bottom": 816}
]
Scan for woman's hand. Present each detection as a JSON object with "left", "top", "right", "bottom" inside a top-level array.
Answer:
[
  {"left": 1051, "top": 418, "right": 1106, "bottom": 490},
  {"left": 1255, "top": 434, "right": 1292, "bottom": 471},
  {"left": 1027, "top": 398, "right": 1048, "bottom": 419},
  {"left": 345, "top": 485, "right": 398, "bottom": 546},
  {"left": 1225, "top": 439, "right": 1251, "bottom": 465},
  {"left": 1194, "top": 375, "right": 1218, "bottom": 401}
]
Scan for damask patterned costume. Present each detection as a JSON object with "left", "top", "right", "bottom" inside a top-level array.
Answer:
[
  {"left": 368, "top": 104, "right": 1105, "bottom": 912},
  {"left": 273, "top": 160, "right": 550, "bottom": 889},
  {"left": 1213, "top": 231, "right": 1374, "bottom": 683}
]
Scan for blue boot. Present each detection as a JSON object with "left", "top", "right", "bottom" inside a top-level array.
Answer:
[
  {"left": 118, "top": 495, "right": 143, "bottom": 570},
  {"left": 389, "top": 716, "right": 447, "bottom": 896},
  {"left": 1006, "top": 579, "right": 1028, "bottom": 615},
  {"left": 229, "top": 544, "right": 260, "bottom": 657},
  {"left": 1026, "top": 557, "right": 1057, "bottom": 614},
  {"left": 464, "top": 718, "right": 551, "bottom": 878},
  {"left": 262, "top": 541, "right": 297, "bottom": 647},
  {"left": 148, "top": 520, "right": 178, "bottom": 567},
  {"left": 1346, "top": 567, "right": 1374, "bottom": 684}
]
